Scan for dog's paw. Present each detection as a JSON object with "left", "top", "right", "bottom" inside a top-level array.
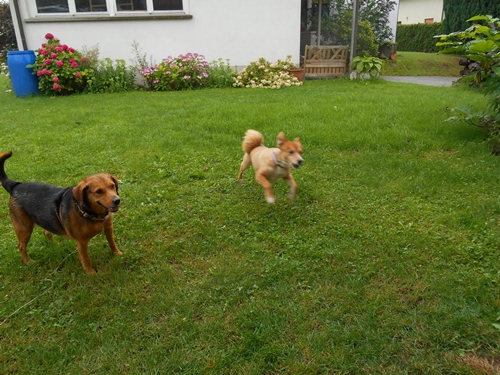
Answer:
[
  {"left": 287, "top": 193, "right": 296, "bottom": 201},
  {"left": 266, "top": 197, "right": 276, "bottom": 204}
]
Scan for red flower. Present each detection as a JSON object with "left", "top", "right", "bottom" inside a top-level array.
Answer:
[{"left": 45, "top": 33, "right": 54, "bottom": 40}]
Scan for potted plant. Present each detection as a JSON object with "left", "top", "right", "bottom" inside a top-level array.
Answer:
[
  {"left": 350, "top": 56, "right": 384, "bottom": 79},
  {"left": 378, "top": 40, "right": 397, "bottom": 60}
]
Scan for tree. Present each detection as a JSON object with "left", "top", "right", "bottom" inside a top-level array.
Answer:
[
  {"left": 309, "top": 0, "right": 397, "bottom": 44},
  {"left": 0, "top": 0, "right": 17, "bottom": 62}
]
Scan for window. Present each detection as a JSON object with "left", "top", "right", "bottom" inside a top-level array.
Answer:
[
  {"left": 424, "top": 18, "right": 434, "bottom": 24},
  {"left": 34, "top": 0, "right": 184, "bottom": 14},
  {"left": 36, "top": 0, "right": 68, "bottom": 13}
]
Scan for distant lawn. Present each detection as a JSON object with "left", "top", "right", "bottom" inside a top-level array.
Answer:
[
  {"left": 0, "top": 74, "right": 499, "bottom": 374},
  {"left": 382, "top": 51, "right": 463, "bottom": 77}
]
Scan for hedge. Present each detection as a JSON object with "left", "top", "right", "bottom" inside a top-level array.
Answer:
[{"left": 396, "top": 22, "right": 444, "bottom": 53}]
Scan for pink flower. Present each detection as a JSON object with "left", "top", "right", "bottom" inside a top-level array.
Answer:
[
  {"left": 42, "top": 59, "right": 52, "bottom": 66},
  {"left": 45, "top": 33, "right": 54, "bottom": 40},
  {"left": 50, "top": 53, "right": 57, "bottom": 59},
  {"left": 56, "top": 60, "right": 64, "bottom": 67},
  {"left": 53, "top": 83, "right": 61, "bottom": 90},
  {"left": 71, "top": 62, "right": 78, "bottom": 68},
  {"left": 68, "top": 48, "right": 75, "bottom": 53},
  {"left": 39, "top": 49, "right": 48, "bottom": 56},
  {"left": 75, "top": 73, "right": 82, "bottom": 78},
  {"left": 53, "top": 77, "right": 59, "bottom": 82},
  {"left": 42, "top": 43, "right": 47, "bottom": 48},
  {"left": 56, "top": 46, "right": 63, "bottom": 52},
  {"left": 183, "top": 75, "right": 191, "bottom": 79},
  {"left": 69, "top": 58, "right": 75, "bottom": 63}
]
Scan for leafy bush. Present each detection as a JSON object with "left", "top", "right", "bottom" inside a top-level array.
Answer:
[
  {"left": 233, "top": 56, "right": 302, "bottom": 89},
  {"left": 140, "top": 53, "right": 210, "bottom": 91},
  {"left": 396, "top": 23, "right": 444, "bottom": 53},
  {"left": 437, "top": 15, "right": 500, "bottom": 150},
  {"left": 205, "top": 58, "right": 236, "bottom": 89},
  {"left": 350, "top": 56, "right": 384, "bottom": 78},
  {"left": 318, "top": 10, "right": 379, "bottom": 57},
  {"left": 0, "top": 1, "right": 16, "bottom": 63},
  {"left": 32, "top": 33, "right": 92, "bottom": 95},
  {"left": 84, "top": 58, "right": 136, "bottom": 94}
]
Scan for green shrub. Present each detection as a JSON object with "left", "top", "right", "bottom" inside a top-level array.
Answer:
[
  {"left": 205, "top": 58, "right": 236, "bottom": 89},
  {"left": 438, "top": 15, "right": 500, "bottom": 150},
  {"left": 84, "top": 58, "right": 136, "bottom": 94},
  {"left": 396, "top": 23, "right": 444, "bottom": 53}
]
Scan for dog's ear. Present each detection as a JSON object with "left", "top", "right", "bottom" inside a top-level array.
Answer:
[
  {"left": 72, "top": 180, "right": 88, "bottom": 206},
  {"left": 109, "top": 175, "right": 119, "bottom": 195},
  {"left": 293, "top": 137, "right": 300, "bottom": 142},
  {"left": 277, "top": 132, "right": 287, "bottom": 149}
]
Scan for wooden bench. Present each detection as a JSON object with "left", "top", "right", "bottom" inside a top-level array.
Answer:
[{"left": 302, "top": 45, "right": 348, "bottom": 79}]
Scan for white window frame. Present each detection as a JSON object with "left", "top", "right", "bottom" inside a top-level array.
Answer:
[{"left": 31, "top": 0, "right": 189, "bottom": 17}]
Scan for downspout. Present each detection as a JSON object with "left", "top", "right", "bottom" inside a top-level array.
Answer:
[{"left": 11, "top": 0, "right": 28, "bottom": 50}]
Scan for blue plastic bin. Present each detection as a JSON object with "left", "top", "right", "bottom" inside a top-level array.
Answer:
[{"left": 7, "top": 50, "right": 40, "bottom": 97}]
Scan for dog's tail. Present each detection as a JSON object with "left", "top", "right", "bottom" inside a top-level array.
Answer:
[
  {"left": 0, "top": 151, "right": 19, "bottom": 195},
  {"left": 242, "top": 129, "right": 264, "bottom": 154}
]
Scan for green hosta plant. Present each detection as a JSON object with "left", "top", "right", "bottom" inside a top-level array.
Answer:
[
  {"left": 350, "top": 56, "right": 383, "bottom": 78},
  {"left": 31, "top": 33, "right": 92, "bottom": 95}
]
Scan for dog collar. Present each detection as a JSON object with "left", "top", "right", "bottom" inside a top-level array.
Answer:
[
  {"left": 272, "top": 152, "right": 287, "bottom": 168},
  {"left": 74, "top": 199, "right": 109, "bottom": 221}
]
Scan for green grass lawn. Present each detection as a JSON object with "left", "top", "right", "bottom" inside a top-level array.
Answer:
[
  {"left": 382, "top": 51, "right": 463, "bottom": 77},
  {"left": 0, "top": 74, "right": 499, "bottom": 374}
]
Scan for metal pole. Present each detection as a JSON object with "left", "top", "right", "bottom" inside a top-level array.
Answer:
[
  {"left": 11, "top": 0, "right": 28, "bottom": 50},
  {"left": 349, "top": 0, "right": 360, "bottom": 71},
  {"left": 317, "top": 0, "right": 322, "bottom": 46}
]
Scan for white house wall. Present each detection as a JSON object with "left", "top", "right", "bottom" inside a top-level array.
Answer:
[
  {"left": 398, "top": 0, "right": 443, "bottom": 24},
  {"left": 11, "top": 0, "right": 302, "bottom": 68}
]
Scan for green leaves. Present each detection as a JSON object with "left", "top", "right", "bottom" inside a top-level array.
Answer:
[{"left": 350, "top": 56, "right": 384, "bottom": 77}]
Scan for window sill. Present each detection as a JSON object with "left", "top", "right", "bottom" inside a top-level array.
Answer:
[{"left": 25, "top": 13, "right": 192, "bottom": 23}]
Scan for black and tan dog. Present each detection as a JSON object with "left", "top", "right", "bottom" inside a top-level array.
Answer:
[
  {"left": 0, "top": 151, "right": 122, "bottom": 274},
  {"left": 238, "top": 130, "right": 303, "bottom": 203}
]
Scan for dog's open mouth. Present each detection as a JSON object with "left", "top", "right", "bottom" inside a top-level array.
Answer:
[
  {"left": 292, "top": 163, "right": 301, "bottom": 169},
  {"left": 98, "top": 202, "right": 120, "bottom": 212}
]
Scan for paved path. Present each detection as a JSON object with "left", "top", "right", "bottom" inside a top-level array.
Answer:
[{"left": 381, "top": 76, "right": 458, "bottom": 87}]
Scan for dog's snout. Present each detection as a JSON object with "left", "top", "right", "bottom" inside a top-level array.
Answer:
[
  {"left": 298, "top": 158, "right": 303, "bottom": 165},
  {"left": 112, "top": 197, "right": 121, "bottom": 206}
]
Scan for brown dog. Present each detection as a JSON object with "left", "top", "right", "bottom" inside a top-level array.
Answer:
[
  {"left": 238, "top": 130, "right": 303, "bottom": 203},
  {"left": 0, "top": 151, "right": 122, "bottom": 274}
]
